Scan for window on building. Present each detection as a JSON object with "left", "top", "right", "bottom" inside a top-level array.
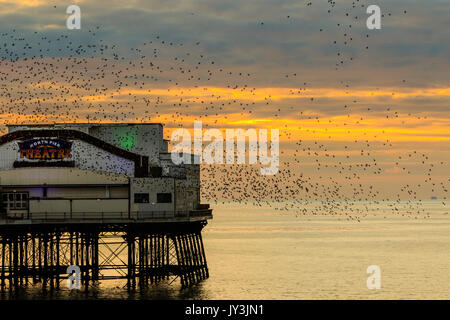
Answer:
[
  {"left": 157, "top": 193, "right": 172, "bottom": 203},
  {"left": 134, "top": 193, "right": 149, "bottom": 203},
  {"left": 1, "top": 192, "right": 28, "bottom": 210}
]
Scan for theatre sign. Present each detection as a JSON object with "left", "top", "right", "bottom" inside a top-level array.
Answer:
[{"left": 17, "top": 138, "right": 73, "bottom": 161}]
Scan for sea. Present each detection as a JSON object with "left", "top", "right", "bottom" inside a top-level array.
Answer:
[{"left": 2, "top": 200, "right": 450, "bottom": 300}]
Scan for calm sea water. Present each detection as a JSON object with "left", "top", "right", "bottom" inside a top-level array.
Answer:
[{"left": 3, "top": 200, "right": 450, "bottom": 300}]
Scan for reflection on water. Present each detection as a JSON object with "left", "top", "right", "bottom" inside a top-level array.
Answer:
[
  {"left": 0, "top": 281, "right": 208, "bottom": 300},
  {"left": 2, "top": 200, "right": 450, "bottom": 299}
]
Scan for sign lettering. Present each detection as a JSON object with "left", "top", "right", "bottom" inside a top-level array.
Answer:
[{"left": 18, "top": 138, "right": 73, "bottom": 161}]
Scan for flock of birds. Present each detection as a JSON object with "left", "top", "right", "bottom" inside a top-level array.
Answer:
[{"left": 0, "top": 0, "right": 447, "bottom": 220}]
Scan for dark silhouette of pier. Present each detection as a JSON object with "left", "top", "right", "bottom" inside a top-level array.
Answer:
[{"left": 0, "top": 219, "right": 210, "bottom": 292}]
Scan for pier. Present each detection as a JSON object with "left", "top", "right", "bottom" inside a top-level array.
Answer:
[
  {"left": 0, "top": 211, "right": 211, "bottom": 292},
  {"left": 0, "top": 123, "right": 213, "bottom": 292}
]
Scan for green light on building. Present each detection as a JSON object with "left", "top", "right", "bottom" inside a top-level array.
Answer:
[{"left": 118, "top": 127, "right": 137, "bottom": 150}]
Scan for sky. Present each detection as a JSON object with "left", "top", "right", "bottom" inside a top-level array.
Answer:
[{"left": 0, "top": 0, "right": 448, "bottom": 211}]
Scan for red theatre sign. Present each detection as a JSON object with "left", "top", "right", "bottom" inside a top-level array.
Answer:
[{"left": 18, "top": 138, "right": 73, "bottom": 160}]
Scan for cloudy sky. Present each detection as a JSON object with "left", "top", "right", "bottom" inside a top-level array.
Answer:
[{"left": 0, "top": 0, "right": 448, "bottom": 205}]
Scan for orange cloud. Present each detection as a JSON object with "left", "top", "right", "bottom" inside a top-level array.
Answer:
[
  {"left": 0, "top": 0, "right": 46, "bottom": 6},
  {"left": 78, "top": 86, "right": 450, "bottom": 103}
]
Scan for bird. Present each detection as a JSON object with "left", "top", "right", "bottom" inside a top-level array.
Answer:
[{"left": 0, "top": 1, "right": 445, "bottom": 223}]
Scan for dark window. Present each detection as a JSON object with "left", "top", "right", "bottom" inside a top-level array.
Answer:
[
  {"left": 157, "top": 193, "right": 172, "bottom": 203},
  {"left": 1, "top": 192, "right": 28, "bottom": 210},
  {"left": 149, "top": 167, "right": 162, "bottom": 177},
  {"left": 134, "top": 193, "right": 149, "bottom": 203}
]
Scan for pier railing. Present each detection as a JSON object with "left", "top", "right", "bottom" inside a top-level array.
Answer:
[{"left": 0, "top": 208, "right": 212, "bottom": 223}]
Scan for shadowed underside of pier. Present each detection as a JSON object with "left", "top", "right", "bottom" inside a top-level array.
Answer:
[{"left": 0, "top": 221, "right": 209, "bottom": 292}]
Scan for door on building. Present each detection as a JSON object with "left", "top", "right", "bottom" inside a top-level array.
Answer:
[{"left": 1, "top": 192, "right": 29, "bottom": 219}]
